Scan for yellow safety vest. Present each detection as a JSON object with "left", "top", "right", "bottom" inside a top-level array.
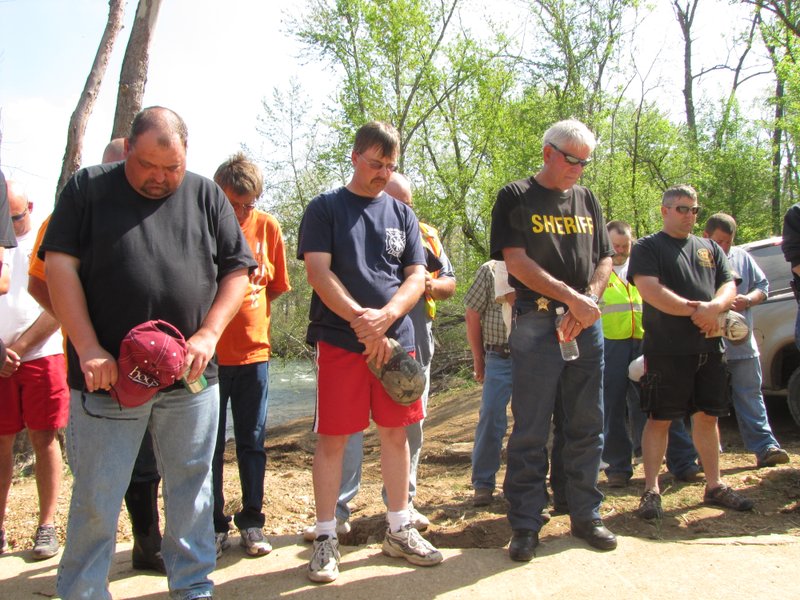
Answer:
[
  {"left": 419, "top": 221, "right": 443, "bottom": 320},
  {"left": 601, "top": 270, "right": 644, "bottom": 340}
]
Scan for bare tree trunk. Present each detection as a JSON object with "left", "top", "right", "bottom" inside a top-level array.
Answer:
[
  {"left": 772, "top": 77, "right": 785, "bottom": 234},
  {"left": 55, "top": 0, "right": 125, "bottom": 201},
  {"left": 111, "top": 0, "right": 163, "bottom": 140},
  {"left": 673, "top": 0, "right": 699, "bottom": 147}
]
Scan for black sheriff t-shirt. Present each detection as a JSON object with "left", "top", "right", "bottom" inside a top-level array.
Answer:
[{"left": 489, "top": 177, "right": 612, "bottom": 302}]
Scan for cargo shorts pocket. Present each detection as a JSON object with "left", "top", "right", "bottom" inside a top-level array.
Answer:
[{"left": 639, "top": 371, "right": 660, "bottom": 413}]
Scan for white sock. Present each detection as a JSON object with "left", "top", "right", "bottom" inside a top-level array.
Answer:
[
  {"left": 387, "top": 509, "right": 410, "bottom": 533},
  {"left": 315, "top": 519, "right": 337, "bottom": 539}
]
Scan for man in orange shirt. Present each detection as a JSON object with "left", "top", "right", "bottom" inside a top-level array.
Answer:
[{"left": 211, "top": 152, "right": 290, "bottom": 557}]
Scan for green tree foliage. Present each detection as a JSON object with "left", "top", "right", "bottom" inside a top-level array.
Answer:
[{"left": 257, "top": 0, "right": 796, "bottom": 360}]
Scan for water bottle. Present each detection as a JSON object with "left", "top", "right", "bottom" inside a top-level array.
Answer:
[{"left": 555, "top": 307, "right": 579, "bottom": 361}]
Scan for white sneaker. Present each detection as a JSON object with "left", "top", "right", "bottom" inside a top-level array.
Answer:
[
  {"left": 215, "top": 531, "right": 230, "bottom": 559},
  {"left": 382, "top": 525, "right": 442, "bottom": 566},
  {"left": 239, "top": 527, "right": 272, "bottom": 556},
  {"left": 302, "top": 518, "right": 351, "bottom": 542},
  {"left": 307, "top": 535, "right": 340, "bottom": 583},
  {"left": 408, "top": 505, "right": 430, "bottom": 531}
]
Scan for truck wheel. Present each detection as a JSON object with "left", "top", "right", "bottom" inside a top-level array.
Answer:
[{"left": 787, "top": 368, "right": 800, "bottom": 427}]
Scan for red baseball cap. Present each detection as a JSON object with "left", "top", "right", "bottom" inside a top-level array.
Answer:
[{"left": 112, "top": 320, "right": 187, "bottom": 408}]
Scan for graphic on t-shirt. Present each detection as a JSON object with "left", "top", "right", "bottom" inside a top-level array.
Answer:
[
  {"left": 530, "top": 213, "right": 594, "bottom": 235},
  {"left": 385, "top": 228, "right": 406, "bottom": 258},
  {"left": 249, "top": 240, "right": 268, "bottom": 307},
  {"left": 697, "top": 247, "right": 714, "bottom": 268}
]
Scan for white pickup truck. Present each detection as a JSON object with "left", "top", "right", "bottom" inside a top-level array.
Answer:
[{"left": 740, "top": 237, "right": 800, "bottom": 427}]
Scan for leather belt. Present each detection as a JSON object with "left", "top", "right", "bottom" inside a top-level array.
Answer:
[{"left": 485, "top": 344, "right": 510, "bottom": 358}]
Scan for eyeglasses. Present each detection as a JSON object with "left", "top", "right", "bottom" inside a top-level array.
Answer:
[
  {"left": 10, "top": 208, "right": 28, "bottom": 221},
  {"left": 548, "top": 142, "right": 591, "bottom": 167},
  {"left": 669, "top": 205, "right": 701, "bottom": 215},
  {"left": 357, "top": 153, "right": 398, "bottom": 173},
  {"left": 81, "top": 389, "right": 138, "bottom": 421},
  {"left": 232, "top": 201, "right": 257, "bottom": 210}
]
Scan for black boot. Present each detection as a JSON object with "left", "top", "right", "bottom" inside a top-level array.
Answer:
[{"left": 126, "top": 478, "right": 166, "bottom": 574}]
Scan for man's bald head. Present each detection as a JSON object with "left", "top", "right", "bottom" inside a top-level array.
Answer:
[
  {"left": 102, "top": 138, "right": 127, "bottom": 163},
  {"left": 384, "top": 172, "right": 413, "bottom": 207},
  {"left": 6, "top": 179, "right": 32, "bottom": 236}
]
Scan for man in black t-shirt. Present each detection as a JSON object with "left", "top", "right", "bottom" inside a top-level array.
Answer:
[
  {"left": 42, "top": 107, "right": 254, "bottom": 600},
  {"left": 628, "top": 184, "right": 754, "bottom": 521},
  {"left": 781, "top": 202, "right": 800, "bottom": 347},
  {"left": 490, "top": 119, "right": 616, "bottom": 561}
]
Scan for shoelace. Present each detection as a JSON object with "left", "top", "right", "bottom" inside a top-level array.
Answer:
[
  {"left": 402, "top": 527, "right": 435, "bottom": 554},
  {"left": 314, "top": 538, "right": 336, "bottom": 564},
  {"left": 35, "top": 527, "right": 56, "bottom": 545}
]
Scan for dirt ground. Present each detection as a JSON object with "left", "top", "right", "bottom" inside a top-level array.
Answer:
[{"left": 3, "top": 380, "right": 800, "bottom": 555}]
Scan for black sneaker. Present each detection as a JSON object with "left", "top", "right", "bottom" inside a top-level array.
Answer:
[
  {"left": 703, "top": 484, "right": 754, "bottom": 511},
  {"left": 637, "top": 490, "right": 663, "bottom": 520}
]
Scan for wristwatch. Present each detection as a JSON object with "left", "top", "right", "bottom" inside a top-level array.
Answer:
[{"left": 588, "top": 293, "right": 599, "bottom": 304}]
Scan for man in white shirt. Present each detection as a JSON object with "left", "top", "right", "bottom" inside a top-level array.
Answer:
[{"left": 0, "top": 180, "right": 69, "bottom": 559}]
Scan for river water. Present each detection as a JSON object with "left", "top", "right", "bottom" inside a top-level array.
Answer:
[{"left": 223, "top": 358, "right": 317, "bottom": 440}]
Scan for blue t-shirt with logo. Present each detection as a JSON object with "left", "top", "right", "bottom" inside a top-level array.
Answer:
[{"left": 297, "top": 186, "right": 425, "bottom": 353}]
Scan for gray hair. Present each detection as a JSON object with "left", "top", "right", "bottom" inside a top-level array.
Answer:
[
  {"left": 607, "top": 220, "right": 632, "bottom": 237},
  {"left": 543, "top": 119, "right": 597, "bottom": 153}
]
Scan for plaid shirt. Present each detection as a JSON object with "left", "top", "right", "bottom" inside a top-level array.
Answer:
[{"left": 464, "top": 261, "right": 508, "bottom": 346}]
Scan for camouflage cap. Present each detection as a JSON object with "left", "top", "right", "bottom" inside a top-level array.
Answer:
[
  {"left": 705, "top": 310, "right": 750, "bottom": 345},
  {"left": 367, "top": 338, "right": 425, "bottom": 405}
]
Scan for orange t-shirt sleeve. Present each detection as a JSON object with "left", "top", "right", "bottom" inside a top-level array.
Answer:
[
  {"left": 266, "top": 215, "right": 291, "bottom": 297},
  {"left": 28, "top": 215, "right": 51, "bottom": 281}
]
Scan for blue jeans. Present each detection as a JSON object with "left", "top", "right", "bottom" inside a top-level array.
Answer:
[
  {"left": 603, "top": 339, "right": 698, "bottom": 478},
  {"left": 213, "top": 361, "right": 269, "bottom": 531},
  {"left": 336, "top": 362, "right": 430, "bottom": 519},
  {"left": 727, "top": 357, "right": 780, "bottom": 458},
  {"left": 471, "top": 351, "right": 513, "bottom": 490},
  {"left": 504, "top": 309, "right": 605, "bottom": 531},
  {"left": 57, "top": 386, "right": 218, "bottom": 600},
  {"left": 602, "top": 338, "right": 641, "bottom": 478}
]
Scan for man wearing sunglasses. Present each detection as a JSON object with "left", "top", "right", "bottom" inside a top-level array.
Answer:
[
  {"left": 629, "top": 185, "right": 754, "bottom": 521},
  {"left": 0, "top": 180, "right": 68, "bottom": 560},
  {"left": 490, "top": 119, "right": 616, "bottom": 560}
]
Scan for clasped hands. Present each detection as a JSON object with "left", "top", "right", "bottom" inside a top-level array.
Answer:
[
  {"left": 558, "top": 295, "right": 602, "bottom": 341},
  {"left": 351, "top": 307, "right": 393, "bottom": 368}
]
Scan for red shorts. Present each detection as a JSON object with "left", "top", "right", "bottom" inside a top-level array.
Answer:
[
  {"left": 313, "top": 341, "right": 423, "bottom": 435},
  {"left": 0, "top": 354, "right": 70, "bottom": 434}
]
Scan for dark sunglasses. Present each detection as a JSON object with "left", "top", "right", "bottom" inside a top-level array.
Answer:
[
  {"left": 670, "top": 205, "right": 701, "bottom": 215},
  {"left": 548, "top": 142, "right": 591, "bottom": 167},
  {"left": 81, "top": 389, "right": 137, "bottom": 421}
]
